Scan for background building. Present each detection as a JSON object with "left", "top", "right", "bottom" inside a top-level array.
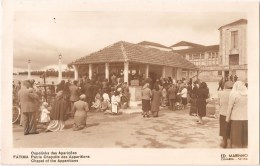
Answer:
[
  {"left": 170, "top": 41, "right": 204, "bottom": 51},
  {"left": 219, "top": 19, "right": 247, "bottom": 81},
  {"left": 174, "top": 44, "right": 220, "bottom": 81},
  {"left": 172, "top": 19, "right": 247, "bottom": 82},
  {"left": 138, "top": 41, "right": 172, "bottom": 51}
]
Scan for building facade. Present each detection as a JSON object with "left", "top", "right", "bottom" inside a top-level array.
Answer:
[
  {"left": 138, "top": 41, "right": 172, "bottom": 51},
  {"left": 174, "top": 44, "right": 220, "bottom": 81},
  {"left": 218, "top": 19, "right": 247, "bottom": 81},
  {"left": 172, "top": 19, "right": 247, "bottom": 82}
]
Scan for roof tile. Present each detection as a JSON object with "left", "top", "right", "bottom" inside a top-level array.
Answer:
[{"left": 70, "top": 41, "right": 198, "bottom": 70}]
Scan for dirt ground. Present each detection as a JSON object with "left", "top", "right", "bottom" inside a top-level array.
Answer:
[{"left": 13, "top": 107, "right": 221, "bottom": 148}]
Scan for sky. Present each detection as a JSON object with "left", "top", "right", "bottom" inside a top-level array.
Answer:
[{"left": 13, "top": 11, "right": 247, "bottom": 71}]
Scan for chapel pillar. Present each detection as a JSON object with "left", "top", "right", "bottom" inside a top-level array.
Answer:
[
  {"left": 105, "top": 63, "right": 109, "bottom": 80},
  {"left": 124, "top": 62, "right": 129, "bottom": 83},
  {"left": 145, "top": 64, "right": 149, "bottom": 78},
  {"left": 72, "top": 65, "right": 79, "bottom": 80},
  {"left": 89, "top": 64, "right": 93, "bottom": 80},
  {"left": 162, "top": 66, "right": 166, "bottom": 78}
]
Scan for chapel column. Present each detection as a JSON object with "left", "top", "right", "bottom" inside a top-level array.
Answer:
[
  {"left": 176, "top": 68, "right": 182, "bottom": 80},
  {"left": 105, "top": 63, "right": 109, "bottom": 80},
  {"left": 89, "top": 64, "right": 93, "bottom": 80},
  {"left": 73, "top": 65, "right": 78, "bottom": 80},
  {"left": 145, "top": 64, "right": 149, "bottom": 78},
  {"left": 124, "top": 62, "right": 129, "bottom": 83},
  {"left": 162, "top": 66, "right": 166, "bottom": 78}
]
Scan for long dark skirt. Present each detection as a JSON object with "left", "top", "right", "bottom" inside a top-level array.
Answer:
[
  {"left": 142, "top": 99, "right": 151, "bottom": 112},
  {"left": 181, "top": 97, "right": 187, "bottom": 106},
  {"left": 197, "top": 99, "right": 206, "bottom": 117},
  {"left": 189, "top": 98, "right": 197, "bottom": 115},
  {"left": 219, "top": 115, "right": 231, "bottom": 138},
  {"left": 230, "top": 120, "right": 248, "bottom": 147}
]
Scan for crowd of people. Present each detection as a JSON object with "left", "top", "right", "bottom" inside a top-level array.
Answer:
[
  {"left": 141, "top": 77, "right": 210, "bottom": 125},
  {"left": 15, "top": 73, "right": 132, "bottom": 134},
  {"left": 14, "top": 73, "right": 248, "bottom": 149}
]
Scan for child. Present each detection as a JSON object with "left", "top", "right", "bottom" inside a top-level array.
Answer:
[
  {"left": 111, "top": 91, "right": 120, "bottom": 115},
  {"left": 40, "top": 102, "right": 50, "bottom": 126},
  {"left": 180, "top": 85, "right": 188, "bottom": 109},
  {"left": 101, "top": 91, "right": 110, "bottom": 112},
  {"left": 91, "top": 92, "right": 102, "bottom": 111}
]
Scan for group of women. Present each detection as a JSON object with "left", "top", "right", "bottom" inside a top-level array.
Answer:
[
  {"left": 189, "top": 81, "right": 210, "bottom": 124},
  {"left": 44, "top": 77, "right": 130, "bottom": 132},
  {"left": 142, "top": 78, "right": 211, "bottom": 125},
  {"left": 219, "top": 80, "right": 248, "bottom": 148}
]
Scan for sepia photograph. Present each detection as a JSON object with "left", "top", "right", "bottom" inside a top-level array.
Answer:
[{"left": 2, "top": 0, "right": 259, "bottom": 165}]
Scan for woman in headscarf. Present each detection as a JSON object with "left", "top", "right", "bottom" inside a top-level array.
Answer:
[
  {"left": 226, "top": 81, "right": 248, "bottom": 148},
  {"left": 218, "top": 82, "right": 233, "bottom": 148},
  {"left": 189, "top": 82, "right": 199, "bottom": 116},
  {"left": 141, "top": 83, "right": 152, "bottom": 118},
  {"left": 72, "top": 94, "right": 89, "bottom": 131},
  {"left": 46, "top": 91, "right": 67, "bottom": 132},
  {"left": 91, "top": 88, "right": 102, "bottom": 111},
  {"left": 101, "top": 88, "right": 110, "bottom": 112},
  {"left": 161, "top": 85, "right": 168, "bottom": 107},
  {"left": 196, "top": 82, "right": 209, "bottom": 124},
  {"left": 151, "top": 85, "right": 161, "bottom": 117}
]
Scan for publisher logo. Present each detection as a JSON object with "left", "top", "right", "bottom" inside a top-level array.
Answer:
[{"left": 221, "top": 154, "right": 248, "bottom": 161}]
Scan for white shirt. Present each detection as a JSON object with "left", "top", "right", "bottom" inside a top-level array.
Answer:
[{"left": 180, "top": 88, "right": 187, "bottom": 98}]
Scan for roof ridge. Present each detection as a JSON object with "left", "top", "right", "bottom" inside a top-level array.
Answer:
[
  {"left": 218, "top": 18, "right": 247, "bottom": 30},
  {"left": 120, "top": 42, "right": 129, "bottom": 62},
  {"left": 170, "top": 41, "right": 204, "bottom": 48}
]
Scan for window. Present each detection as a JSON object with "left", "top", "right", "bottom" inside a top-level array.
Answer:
[
  {"left": 192, "top": 53, "right": 201, "bottom": 66},
  {"left": 231, "top": 31, "right": 238, "bottom": 49},
  {"left": 229, "top": 54, "right": 239, "bottom": 65},
  {"left": 218, "top": 71, "right": 222, "bottom": 76},
  {"left": 193, "top": 54, "right": 200, "bottom": 59}
]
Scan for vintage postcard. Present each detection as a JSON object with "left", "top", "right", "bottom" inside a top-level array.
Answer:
[{"left": 1, "top": 0, "right": 259, "bottom": 165}]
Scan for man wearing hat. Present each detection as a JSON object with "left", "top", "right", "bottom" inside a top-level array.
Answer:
[{"left": 18, "top": 80, "right": 40, "bottom": 135}]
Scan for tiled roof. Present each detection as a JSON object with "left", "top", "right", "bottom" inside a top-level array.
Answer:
[
  {"left": 70, "top": 41, "right": 198, "bottom": 70},
  {"left": 138, "top": 41, "right": 171, "bottom": 49},
  {"left": 174, "top": 45, "right": 219, "bottom": 55},
  {"left": 170, "top": 41, "right": 204, "bottom": 48},
  {"left": 218, "top": 19, "right": 247, "bottom": 30}
]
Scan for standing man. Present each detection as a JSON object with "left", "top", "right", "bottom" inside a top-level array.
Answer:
[
  {"left": 218, "top": 76, "right": 224, "bottom": 91},
  {"left": 168, "top": 83, "right": 177, "bottom": 111},
  {"left": 69, "top": 80, "right": 80, "bottom": 117},
  {"left": 18, "top": 80, "right": 40, "bottom": 135}
]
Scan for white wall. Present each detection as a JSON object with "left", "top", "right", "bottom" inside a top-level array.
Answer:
[
  {"left": 171, "top": 46, "right": 192, "bottom": 50},
  {"left": 220, "top": 24, "right": 247, "bottom": 66}
]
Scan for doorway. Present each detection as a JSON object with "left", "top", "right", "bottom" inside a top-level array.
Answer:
[{"left": 229, "top": 54, "right": 239, "bottom": 65}]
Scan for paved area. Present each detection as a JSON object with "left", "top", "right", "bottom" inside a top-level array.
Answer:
[{"left": 13, "top": 107, "right": 221, "bottom": 148}]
